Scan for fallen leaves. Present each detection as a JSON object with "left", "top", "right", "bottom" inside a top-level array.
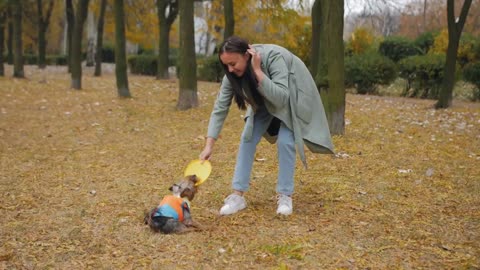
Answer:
[{"left": 0, "top": 66, "right": 479, "bottom": 269}]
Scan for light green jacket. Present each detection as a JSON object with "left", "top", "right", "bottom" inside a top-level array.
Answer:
[{"left": 207, "top": 44, "right": 334, "bottom": 167}]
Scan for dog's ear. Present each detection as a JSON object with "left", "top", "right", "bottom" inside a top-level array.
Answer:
[
  {"left": 169, "top": 185, "right": 174, "bottom": 191},
  {"left": 188, "top": 174, "right": 199, "bottom": 184},
  {"left": 181, "top": 187, "right": 196, "bottom": 201}
]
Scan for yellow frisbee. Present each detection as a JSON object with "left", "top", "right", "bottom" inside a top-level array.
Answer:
[{"left": 184, "top": 159, "right": 212, "bottom": 186}]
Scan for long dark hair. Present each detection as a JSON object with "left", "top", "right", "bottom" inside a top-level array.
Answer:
[{"left": 219, "top": 36, "right": 263, "bottom": 110}]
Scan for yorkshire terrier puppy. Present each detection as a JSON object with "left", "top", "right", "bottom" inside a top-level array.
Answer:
[{"left": 144, "top": 175, "right": 203, "bottom": 234}]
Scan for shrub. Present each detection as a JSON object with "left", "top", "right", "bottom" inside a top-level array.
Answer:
[
  {"left": 128, "top": 55, "right": 157, "bottom": 76},
  {"left": 46, "top": 55, "right": 67, "bottom": 66},
  {"left": 23, "top": 54, "right": 38, "bottom": 65},
  {"left": 398, "top": 54, "right": 447, "bottom": 99},
  {"left": 414, "top": 31, "right": 438, "bottom": 54},
  {"left": 463, "top": 62, "right": 480, "bottom": 101},
  {"left": 101, "top": 43, "right": 115, "bottom": 63},
  {"left": 345, "top": 52, "right": 397, "bottom": 94},
  {"left": 379, "top": 36, "right": 422, "bottom": 62},
  {"left": 197, "top": 54, "right": 223, "bottom": 82}
]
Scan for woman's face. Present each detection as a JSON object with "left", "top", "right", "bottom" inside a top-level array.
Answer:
[{"left": 220, "top": 51, "right": 250, "bottom": 77}]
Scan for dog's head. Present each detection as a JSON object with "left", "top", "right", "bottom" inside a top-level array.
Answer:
[{"left": 169, "top": 175, "right": 199, "bottom": 201}]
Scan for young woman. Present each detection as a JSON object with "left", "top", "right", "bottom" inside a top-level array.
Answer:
[{"left": 199, "top": 36, "right": 334, "bottom": 216}]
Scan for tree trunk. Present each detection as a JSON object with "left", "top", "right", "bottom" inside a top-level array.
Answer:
[
  {"left": 37, "top": 0, "right": 54, "bottom": 69},
  {"left": 70, "top": 0, "right": 89, "bottom": 89},
  {"left": 223, "top": 0, "right": 234, "bottom": 39},
  {"left": 0, "top": 9, "right": 5, "bottom": 76},
  {"left": 85, "top": 11, "right": 95, "bottom": 67},
  {"left": 114, "top": 0, "right": 130, "bottom": 97},
  {"left": 177, "top": 0, "right": 198, "bottom": 110},
  {"left": 94, "top": 0, "right": 106, "bottom": 76},
  {"left": 11, "top": 0, "right": 24, "bottom": 78},
  {"left": 316, "top": 0, "right": 345, "bottom": 135},
  {"left": 66, "top": 0, "right": 75, "bottom": 73},
  {"left": 156, "top": 0, "right": 178, "bottom": 80},
  {"left": 310, "top": 0, "right": 320, "bottom": 75},
  {"left": 7, "top": 6, "right": 13, "bottom": 65},
  {"left": 436, "top": 0, "right": 472, "bottom": 109}
]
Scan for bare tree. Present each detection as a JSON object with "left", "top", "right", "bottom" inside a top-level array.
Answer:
[
  {"left": 0, "top": 4, "right": 6, "bottom": 76},
  {"left": 70, "top": 0, "right": 90, "bottom": 89},
  {"left": 156, "top": 0, "right": 178, "bottom": 79},
  {"left": 436, "top": 0, "right": 472, "bottom": 109},
  {"left": 10, "top": 0, "right": 23, "bottom": 78},
  {"left": 313, "top": 0, "right": 346, "bottom": 135},
  {"left": 114, "top": 0, "right": 130, "bottom": 97},
  {"left": 36, "top": 0, "right": 54, "bottom": 69},
  {"left": 177, "top": 0, "right": 198, "bottom": 110},
  {"left": 94, "top": 0, "right": 107, "bottom": 76}
]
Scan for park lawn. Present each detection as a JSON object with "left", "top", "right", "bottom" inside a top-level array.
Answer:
[{"left": 0, "top": 66, "right": 479, "bottom": 269}]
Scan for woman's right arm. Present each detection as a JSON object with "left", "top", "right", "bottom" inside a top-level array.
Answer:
[{"left": 200, "top": 76, "right": 234, "bottom": 161}]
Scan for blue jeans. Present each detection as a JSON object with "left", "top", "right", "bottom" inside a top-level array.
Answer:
[{"left": 232, "top": 106, "right": 296, "bottom": 195}]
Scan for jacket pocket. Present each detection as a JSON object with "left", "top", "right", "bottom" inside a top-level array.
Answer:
[{"left": 295, "top": 88, "right": 313, "bottom": 124}]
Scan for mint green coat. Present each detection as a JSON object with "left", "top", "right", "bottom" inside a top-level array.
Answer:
[{"left": 207, "top": 44, "right": 334, "bottom": 167}]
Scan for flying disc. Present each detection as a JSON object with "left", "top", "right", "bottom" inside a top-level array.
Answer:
[{"left": 184, "top": 159, "right": 212, "bottom": 186}]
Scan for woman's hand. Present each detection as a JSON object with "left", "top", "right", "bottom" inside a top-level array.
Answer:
[
  {"left": 247, "top": 45, "right": 264, "bottom": 83},
  {"left": 199, "top": 137, "right": 215, "bottom": 161}
]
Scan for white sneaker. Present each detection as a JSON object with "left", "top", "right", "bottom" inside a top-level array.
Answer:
[
  {"left": 219, "top": 194, "right": 247, "bottom": 215},
  {"left": 276, "top": 194, "right": 293, "bottom": 215}
]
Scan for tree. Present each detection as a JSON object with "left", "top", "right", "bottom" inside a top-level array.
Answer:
[
  {"left": 156, "top": 0, "right": 178, "bottom": 79},
  {"left": 177, "top": 0, "right": 197, "bottom": 110},
  {"left": 66, "top": 0, "right": 75, "bottom": 73},
  {"left": 7, "top": 5, "right": 12, "bottom": 64},
  {"left": 436, "top": 0, "right": 472, "bottom": 109},
  {"left": 10, "top": 0, "right": 23, "bottom": 78},
  {"left": 94, "top": 0, "right": 107, "bottom": 76},
  {"left": 70, "top": 0, "right": 90, "bottom": 89},
  {"left": 310, "top": 0, "right": 320, "bottom": 76},
  {"left": 223, "top": 0, "right": 233, "bottom": 39},
  {"left": 36, "top": 0, "right": 54, "bottom": 69},
  {"left": 113, "top": 0, "right": 130, "bottom": 97},
  {"left": 0, "top": 3, "right": 5, "bottom": 76},
  {"left": 313, "top": 0, "right": 345, "bottom": 135}
]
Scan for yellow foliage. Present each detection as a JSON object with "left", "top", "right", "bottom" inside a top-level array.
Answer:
[
  {"left": 431, "top": 28, "right": 477, "bottom": 63},
  {"left": 208, "top": 0, "right": 310, "bottom": 59},
  {"left": 347, "top": 27, "right": 375, "bottom": 55}
]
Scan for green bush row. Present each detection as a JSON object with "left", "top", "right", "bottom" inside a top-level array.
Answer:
[
  {"left": 463, "top": 62, "right": 480, "bottom": 101},
  {"left": 398, "top": 54, "right": 447, "bottom": 99}
]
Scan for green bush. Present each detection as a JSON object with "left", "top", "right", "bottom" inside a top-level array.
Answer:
[
  {"left": 345, "top": 52, "right": 397, "bottom": 94},
  {"left": 46, "top": 55, "right": 67, "bottom": 65},
  {"left": 197, "top": 54, "right": 223, "bottom": 82},
  {"left": 463, "top": 62, "right": 480, "bottom": 101},
  {"left": 128, "top": 55, "right": 157, "bottom": 76},
  {"left": 101, "top": 43, "right": 115, "bottom": 63},
  {"left": 398, "top": 54, "right": 446, "bottom": 99},
  {"left": 23, "top": 54, "right": 38, "bottom": 65},
  {"left": 414, "top": 31, "right": 438, "bottom": 54},
  {"left": 379, "top": 36, "right": 422, "bottom": 62}
]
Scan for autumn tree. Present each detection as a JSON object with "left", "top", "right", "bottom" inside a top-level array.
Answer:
[
  {"left": 36, "top": 0, "right": 54, "bottom": 69},
  {"left": 177, "top": 0, "right": 197, "bottom": 110},
  {"left": 114, "top": 0, "right": 130, "bottom": 97},
  {"left": 436, "top": 0, "right": 472, "bottom": 109},
  {"left": 223, "top": 0, "right": 233, "bottom": 39},
  {"left": 71, "top": 0, "right": 90, "bottom": 89},
  {"left": 94, "top": 0, "right": 107, "bottom": 76},
  {"left": 313, "top": 0, "right": 345, "bottom": 135},
  {"left": 0, "top": 2, "right": 5, "bottom": 76},
  {"left": 156, "top": 0, "right": 178, "bottom": 79},
  {"left": 10, "top": 0, "right": 23, "bottom": 78}
]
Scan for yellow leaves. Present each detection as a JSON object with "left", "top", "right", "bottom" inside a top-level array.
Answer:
[{"left": 348, "top": 27, "right": 375, "bottom": 55}]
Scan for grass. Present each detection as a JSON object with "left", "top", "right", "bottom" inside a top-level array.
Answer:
[{"left": 0, "top": 65, "right": 479, "bottom": 269}]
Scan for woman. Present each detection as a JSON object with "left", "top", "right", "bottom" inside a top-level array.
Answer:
[{"left": 199, "top": 36, "right": 334, "bottom": 216}]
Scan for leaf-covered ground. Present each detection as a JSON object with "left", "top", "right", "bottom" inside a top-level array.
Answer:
[{"left": 1, "top": 66, "right": 479, "bottom": 269}]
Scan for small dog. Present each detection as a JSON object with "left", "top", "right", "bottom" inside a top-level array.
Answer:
[{"left": 144, "top": 175, "right": 202, "bottom": 234}]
